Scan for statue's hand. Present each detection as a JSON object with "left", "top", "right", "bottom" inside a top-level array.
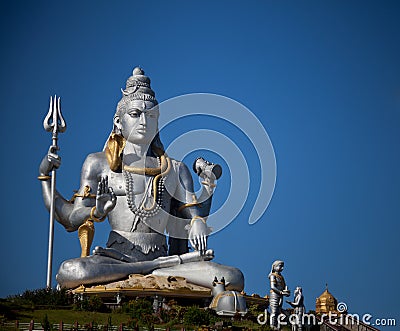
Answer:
[
  {"left": 95, "top": 176, "right": 117, "bottom": 217},
  {"left": 39, "top": 145, "right": 61, "bottom": 175},
  {"left": 188, "top": 218, "right": 209, "bottom": 253}
]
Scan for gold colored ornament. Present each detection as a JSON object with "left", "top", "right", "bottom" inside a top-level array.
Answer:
[
  {"left": 105, "top": 132, "right": 126, "bottom": 172},
  {"left": 141, "top": 155, "right": 172, "bottom": 211},
  {"left": 124, "top": 153, "right": 172, "bottom": 213},
  {"left": 37, "top": 175, "right": 51, "bottom": 181},
  {"left": 78, "top": 220, "right": 95, "bottom": 258},
  {"left": 69, "top": 185, "right": 96, "bottom": 203},
  {"left": 177, "top": 194, "right": 201, "bottom": 212},
  {"left": 201, "top": 181, "right": 216, "bottom": 188},
  {"left": 89, "top": 206, "right": 106, "bottom": 223},
  {"left": 190, "top": 215, "right": 207, "bottom": 227},
  {"left": 122, "top": 153, "right": 169, "bottom": 175}
]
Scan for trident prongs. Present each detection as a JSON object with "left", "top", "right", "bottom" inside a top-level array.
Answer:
[{"left": 43, "top": 95, "right": 67, "bottom": 135}]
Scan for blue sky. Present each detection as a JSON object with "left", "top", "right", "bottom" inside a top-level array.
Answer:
[{"left": 1, "top": 0, "right": 399, "bottom": 328}]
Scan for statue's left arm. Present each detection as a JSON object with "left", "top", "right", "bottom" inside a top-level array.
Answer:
[{"left": 172, "top": 161, "right": 211, "bottom": 253}]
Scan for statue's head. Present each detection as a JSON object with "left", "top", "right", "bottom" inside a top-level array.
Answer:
[
  {"left": 295, "top": 287, "right": 302, "bottom": 295},
  {"left": 114, "top": 67, "right": 160, "bottom": 144},
  {"left": 271, "top": 260, "right": 284, "bottom": 273},
  {"left": 105, "top": 67, "right": 164, "bottom": 171}
]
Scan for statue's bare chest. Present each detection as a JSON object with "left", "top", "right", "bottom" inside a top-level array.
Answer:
[
  {"left": 107, "top": 171, "right": 148, "bottom": 196},
  {"left": 272, "top": 273, "right": 286, "bottom": 290},
  {"left": 106, "top": 169, "right": 176, "bottom": 233}
]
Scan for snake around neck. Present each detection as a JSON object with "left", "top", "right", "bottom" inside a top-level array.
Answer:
[{"left": 122, "top": 154, "right": 172, "bottom": 231}]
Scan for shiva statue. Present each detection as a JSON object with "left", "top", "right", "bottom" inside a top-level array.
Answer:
[
  {"left": 268, "top": 260, "right": 290, "bottom": 329},
  {"left": 38, "top": 67, "right": 244, "bottom": 291},
  {"left": 287, "top": 287, "right": 305, "bottom": 331}
]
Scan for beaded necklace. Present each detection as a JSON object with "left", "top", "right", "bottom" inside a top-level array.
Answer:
[
  {"left": 122, "top": 157, "right": 167, "bottom": 231},
  {"left": 123, "top": 170, "right": 165, "bottom": 218}
]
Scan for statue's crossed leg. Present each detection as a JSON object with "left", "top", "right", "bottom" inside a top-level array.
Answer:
[
  {"left": 56, "top": 249, "right": 244, "bottom": 291},
  {"left": 56, "top": 249, "right": 215, "bottom": 289}
]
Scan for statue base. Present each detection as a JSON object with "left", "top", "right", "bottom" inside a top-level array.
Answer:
[
  {"left": 71, "top": 274, "right": 212, "bottom": 306},
  {"left": 70, "top": 274, "right": 269, "bottom": 309}
]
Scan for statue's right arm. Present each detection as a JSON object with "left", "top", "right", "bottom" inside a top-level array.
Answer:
[
  {"left": 39, "top": 150, "right": 75, "bottom": 231},
  {"left": 39, "top": 151, "right": 102, "bottom": 232},
  {"left": 68, "top": 153, "right": 107, "bottom": 230}
]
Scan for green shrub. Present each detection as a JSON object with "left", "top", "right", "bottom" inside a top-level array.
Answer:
[
  {"left": 183, "top": 306, "right": 214, "bottom": 326},
  {"left": 166, "top": 301, "right": 185, "bottom": 323},
  {"left": 123, "top": 298, "right": 154, "bottom": 327},
  {"left": 246, "top": 303, "right": 267, "bottom": 322},
  {"left": 8, "top": 288, "right": 71, "bottom": 309},
  {"left": 73, "top": 295, "right": 107, "bottom": 312},
  {"left": 0, "top": 299, "right": 22, "bottom": 320}
]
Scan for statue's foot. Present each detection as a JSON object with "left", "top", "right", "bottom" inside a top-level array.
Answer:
[
  {"left": 179, "top": 249, "right": 214, "bottom": 264},
  {"left": 93, "top": 246, "right": 133, "bottom": 262}
]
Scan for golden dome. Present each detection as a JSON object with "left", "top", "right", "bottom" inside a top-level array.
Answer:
[
  {"left": 319, "top": 288, "right": 335, "bottom": 300},
  {"left": 316, "top": 285, "right": 338, "bottom": 315}
]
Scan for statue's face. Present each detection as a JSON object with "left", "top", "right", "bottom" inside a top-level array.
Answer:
[
  {"left": 117, "top": 100, "right": 159, "bottom": 145},
  {"left": 274, "top": 263, "right": 284, "bottom": 272}
]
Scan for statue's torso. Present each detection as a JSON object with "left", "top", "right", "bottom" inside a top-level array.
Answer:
[
  {"left": 107, "top": 170, "right": 173, "bottom": 233},
  {"left": 270, "top": 272, "right": 286, "bottom": 292},
  {"left": 89, "top": 152, "right": 181, "bottom": 234},
  {"left": 82, "top": 152, "right": 189, "bottom": 260}
]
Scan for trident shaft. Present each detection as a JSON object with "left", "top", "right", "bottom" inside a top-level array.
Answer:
[{"left": 43, "top": 96, "right": 66, "bottom": 288}]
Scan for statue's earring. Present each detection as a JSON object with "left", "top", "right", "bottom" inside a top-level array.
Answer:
[{"left": 114, "top": 126, "right": 122, "bottom": 136}]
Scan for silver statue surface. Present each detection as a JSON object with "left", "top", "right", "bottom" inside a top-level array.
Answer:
[
  {"left": 268, "top": 260, "right": 290, "bottom": 329},
  {"left": 287, "top": 286, "right": 305, "bottom": 331},
  {"left": 209, "top": 277, "right": 247, "bottom": 317},
  {"left": 38, "top": 67, "right": 244, "bottom": 291}
]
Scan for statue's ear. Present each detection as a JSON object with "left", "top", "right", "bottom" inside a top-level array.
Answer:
[
  {"left": 212, "top": 276, "right": 218, "bottom": 287},
  {"left": 114, "top": 115, "right": 122, "bottom": 131}
]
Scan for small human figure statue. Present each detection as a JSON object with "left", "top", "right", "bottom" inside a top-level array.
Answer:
[
  {"left": 269, "top": 260, "right": 290, "bottom": 330},
  {"left": 286, "top": 286, "right": 305, "bottom": 331},
  {"left": 38, "top": 67, "right": 244, "bottom": 290}
]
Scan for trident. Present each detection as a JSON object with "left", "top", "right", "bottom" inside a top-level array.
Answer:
[{"left": 43, "top": 96, "right": 66, "bottom": 288}]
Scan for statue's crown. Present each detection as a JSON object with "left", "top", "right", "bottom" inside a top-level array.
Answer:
[{"left": 117, "top": 67, "right": 158, "bottom": 111}]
